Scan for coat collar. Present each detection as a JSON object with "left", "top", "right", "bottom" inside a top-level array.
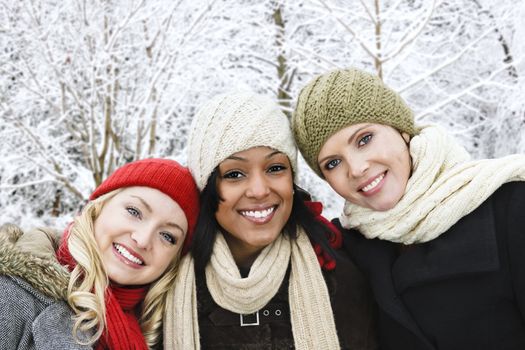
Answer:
[
  {"left": 391, "top": 196, "right": 499, "bottom": 293},
  {"left": 0, "top": 224, "right": 69, "bottom": 300},
  {"left": 345, "top": 231, "right": 436, "bottom": 349},
  {"left": 339, "top": 195, "right": 499, "bottom": 350}
]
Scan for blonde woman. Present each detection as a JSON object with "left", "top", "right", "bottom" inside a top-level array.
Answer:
[{"left": 0, "top": 158, "right": 199, "bottom": 349}]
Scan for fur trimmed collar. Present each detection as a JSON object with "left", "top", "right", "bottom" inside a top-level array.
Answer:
[{"left": 0, "top": 224, "right": 69, "bottom": 300}]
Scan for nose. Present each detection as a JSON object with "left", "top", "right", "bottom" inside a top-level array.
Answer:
[
  {"left": 347, "top": 154, "right": 369, "bottom": 178},
  {"left": 245, "top": 172, "right": 270, "bottom": 199},
  {"left": 131, "top": 226, "right": 154, "bottom": 250}
]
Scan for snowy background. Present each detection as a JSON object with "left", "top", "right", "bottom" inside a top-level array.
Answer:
[{"left": 1, "top": 0, "right": 524, "bottom": 229}]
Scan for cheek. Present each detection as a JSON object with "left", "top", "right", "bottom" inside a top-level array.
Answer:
[
  {"left": 282, "top": 191, "right": 293, "bottom": 216},
  {"left": 217, "top": 182, "right": 242, "bottom": 203},
  {"left": 158, "top": 251, "right": 178, "bottom": 273},
  {"left": 324, "top": 171, "right": 347, "bottom": 193},
  {"left": 280, "top": 180, "right": 294, "bottom": 204},
  {"left": 390, "top": 147, "right": 411, "bottom": 191},
  {"left": 92, "top": 218, "right": 107, "bottom": 248},
  {"left": 214, "top": 205, "right": 227, "bottom": 225},
  {"left": 396, "top": 148, "right": 411, "bottom": 178},
  {"left": 215, "top": 199, "right": 236, "bottom": 228}
]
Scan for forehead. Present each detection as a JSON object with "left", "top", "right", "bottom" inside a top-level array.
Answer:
[
  {"left": 318, "top": 123, "right": 401, "bottom": 160},
  {"left": 224, "top": 146, "right": 288, "bottom": 162},
  {"left": 109, "top": 187, "right": 182, "bottom": 212},
  {"left": 113, "top": 186, "right": 159, "bottom": 198},
  {"left": 320, "top": 123, "right": 371, "bottom": 148}
]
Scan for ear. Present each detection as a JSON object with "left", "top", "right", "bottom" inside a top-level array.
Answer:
[{"left": 401, "top": 132, "right": 410, "bottom": 144}]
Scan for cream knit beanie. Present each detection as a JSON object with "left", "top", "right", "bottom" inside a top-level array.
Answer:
[{"left": 187, "top": 91, "right": 298, "bottom": 190}]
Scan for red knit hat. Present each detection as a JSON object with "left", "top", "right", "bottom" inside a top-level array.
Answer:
[{"left": 90, "top": 158, "right": 199, "bottom": 255}]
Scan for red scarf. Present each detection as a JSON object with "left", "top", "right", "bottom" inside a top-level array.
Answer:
[
  {"left": 304, "top": 201, "right": 343, "bottom": 271},
  {"left": 57, "top": 227, "right": 149, "bottom": 350}
]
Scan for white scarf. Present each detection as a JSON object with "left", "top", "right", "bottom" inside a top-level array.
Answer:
[
  {"left": 164, "top": 228, "right": 340, "bottom": 349},
  {"left": 340, "top": 125, "right": 525, "bottom": 244}
]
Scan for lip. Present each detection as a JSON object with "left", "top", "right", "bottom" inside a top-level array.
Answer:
[
  {"left": 112, "top": 243, "right": 145, "bottom": 269},
  {"left": 359, "top": 171, "right": 386, "bottom": 197},
  {"left": 238, "top": 205, "right": 277, "bottom": 225}
]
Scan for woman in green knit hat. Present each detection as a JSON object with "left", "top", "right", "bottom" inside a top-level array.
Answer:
[{"left": 292, "top": 68, "right": 525, "bottom": 350}]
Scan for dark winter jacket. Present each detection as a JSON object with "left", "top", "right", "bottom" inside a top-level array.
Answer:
[
  {"left": 195, "top": 246, "right": 379, "bottom": 350},
  {"left": 336, "top": 182, "right": 525, "bottom": 350},
  {"left": 0, "top": 224, "right": 92, "bottom": 349}
]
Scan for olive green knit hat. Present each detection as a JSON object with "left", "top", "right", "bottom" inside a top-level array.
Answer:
[{"left": 292, "top": 68, "right": 417, "bottom": 177}]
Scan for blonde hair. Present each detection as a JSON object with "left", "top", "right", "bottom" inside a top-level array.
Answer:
[{"left": 67, "top": 189, "right": 182, "bottom": 348}]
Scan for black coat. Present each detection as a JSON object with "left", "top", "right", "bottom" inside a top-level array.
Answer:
[
  {"left": 195, "top": 247, "right": 379, "bottom": 349},
  {"left": 336, "top": 182, "right": 525, "bottom": 350}
]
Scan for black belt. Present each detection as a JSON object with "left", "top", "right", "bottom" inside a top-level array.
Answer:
[{"left": 208, "top": 302, "right": 290, "bottom": 327}]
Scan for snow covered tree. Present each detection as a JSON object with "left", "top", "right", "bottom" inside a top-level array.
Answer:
[
  {"left": 1, "top": 0, "right": 523, "bottom": 223},
  {"left": 0, "top": 0, "right": 222, "bottom": 225}
]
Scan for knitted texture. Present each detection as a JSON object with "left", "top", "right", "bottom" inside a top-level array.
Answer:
[
  {"left": 206, "top": 232, "right": 290, "bottom": 313},
  {"left": 163, "top": 229, "right": 340, "bottom": 349},
  {"left": 305, "top": 201, "right": 342, "bottom": 271},
  {"left": 292, "top": 68, "right": 417, "bottom": 176},
  {"left": 90, "top": 158, "right": 199, "bottom": 254},
  {"left": 340, "top": 125, "right": 525, "bottom": 244},
  {"left": 95, "top": 286, "right": 149, "bottom": 350},
  {"left": 187, "top": 91, "right": 298, "bottom": 190}
]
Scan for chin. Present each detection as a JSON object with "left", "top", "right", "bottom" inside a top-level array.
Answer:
[
  {"left": 251, "top": 234, "right": 280, "bottom": 248},
  {"left": 368, "top": 200, "right": 396, "bottom": 212}
]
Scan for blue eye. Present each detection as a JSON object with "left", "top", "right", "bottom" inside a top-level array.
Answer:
[
  {"left": 160, "top": 231, "right": 177, "bottom": 245},
  {"left": 223, "top": 170, "right": 244, "bottom": 179},
  {"left": 324, "top": 159, "right": 341, "bottom": 170},
  {"left": 358, "top": 133, "right": 372, "bottom": 147},
  {"left": 126, "top": 206, "right": 142, "bottom": 218}
]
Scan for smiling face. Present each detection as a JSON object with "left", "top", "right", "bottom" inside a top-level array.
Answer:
[
  {"left": 215, "top": 146, "right": 294, "bottom": 266},
  {"left": 318, "top": 123, "right": 411, "bottom": 211},
  {"left": 93, "top": 186, "right": 188, "bottom": 286}
]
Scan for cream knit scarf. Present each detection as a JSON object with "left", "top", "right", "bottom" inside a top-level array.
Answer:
[
  {"left": 163, "top": 228, "right": 340, "bottom": 349},
  {"left": 340, "top": 125, "right": 525, "bottom": 244}
]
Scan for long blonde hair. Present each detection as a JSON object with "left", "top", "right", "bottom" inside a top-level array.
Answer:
[{"left": 67, "top": 189, "right": 182, "bottom": 348}]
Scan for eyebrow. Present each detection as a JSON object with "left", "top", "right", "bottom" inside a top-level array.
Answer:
[
  {"left": 130, "top": 195, "right": 185, "bottom": 233},
  {"left": 317, "top": 124, "right": 372, "bottom": 165},
  {"left": 131, "top": 195, "right": 152, "bottom": 213},
  {"left": 165, "top": 222, "right": 185, "bottom": 234}
]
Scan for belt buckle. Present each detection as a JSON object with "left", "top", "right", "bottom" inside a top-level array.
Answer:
[{"left": 240, "top": 311, "right": 259, "bottom": 326}]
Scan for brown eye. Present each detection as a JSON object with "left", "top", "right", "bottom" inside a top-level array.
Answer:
[
  {"left": 268, "top": 165, "right": 287, "bottom": 173},
  {"left": 223, "top": 170, "right": 244, "bottom": 179}
]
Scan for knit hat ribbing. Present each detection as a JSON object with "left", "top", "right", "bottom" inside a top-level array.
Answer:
[
  {"left": 187, "top": 91, "right": 298, "bottom": 190},
  {"left": 292, "top": 68, "right": 416, "bottom": 176},
  {"left": 90, "top": 158, "right": 199, "bottom": 254}
]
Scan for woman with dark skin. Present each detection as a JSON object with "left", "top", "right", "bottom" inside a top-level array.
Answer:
[
  {"left": 164, "top": 91, "right": 378, "bottom": 350},
  {"left": 292, "top": 68, "right": 525, "bottom": 350}
]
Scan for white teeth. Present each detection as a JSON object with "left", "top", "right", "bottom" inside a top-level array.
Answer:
[
  {"left": 362, "top": 174, "right": 385, "bottom": 192},
  {"left": 114, "top": 243, "right": 144, "bottom": 265},
  {"left": 241, "top": 207, "right": 275, "bottom": 219}
]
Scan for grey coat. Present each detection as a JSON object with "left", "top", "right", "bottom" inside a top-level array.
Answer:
[{"left": 0, "top": 224, "right": 91, "bottom": 350}]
